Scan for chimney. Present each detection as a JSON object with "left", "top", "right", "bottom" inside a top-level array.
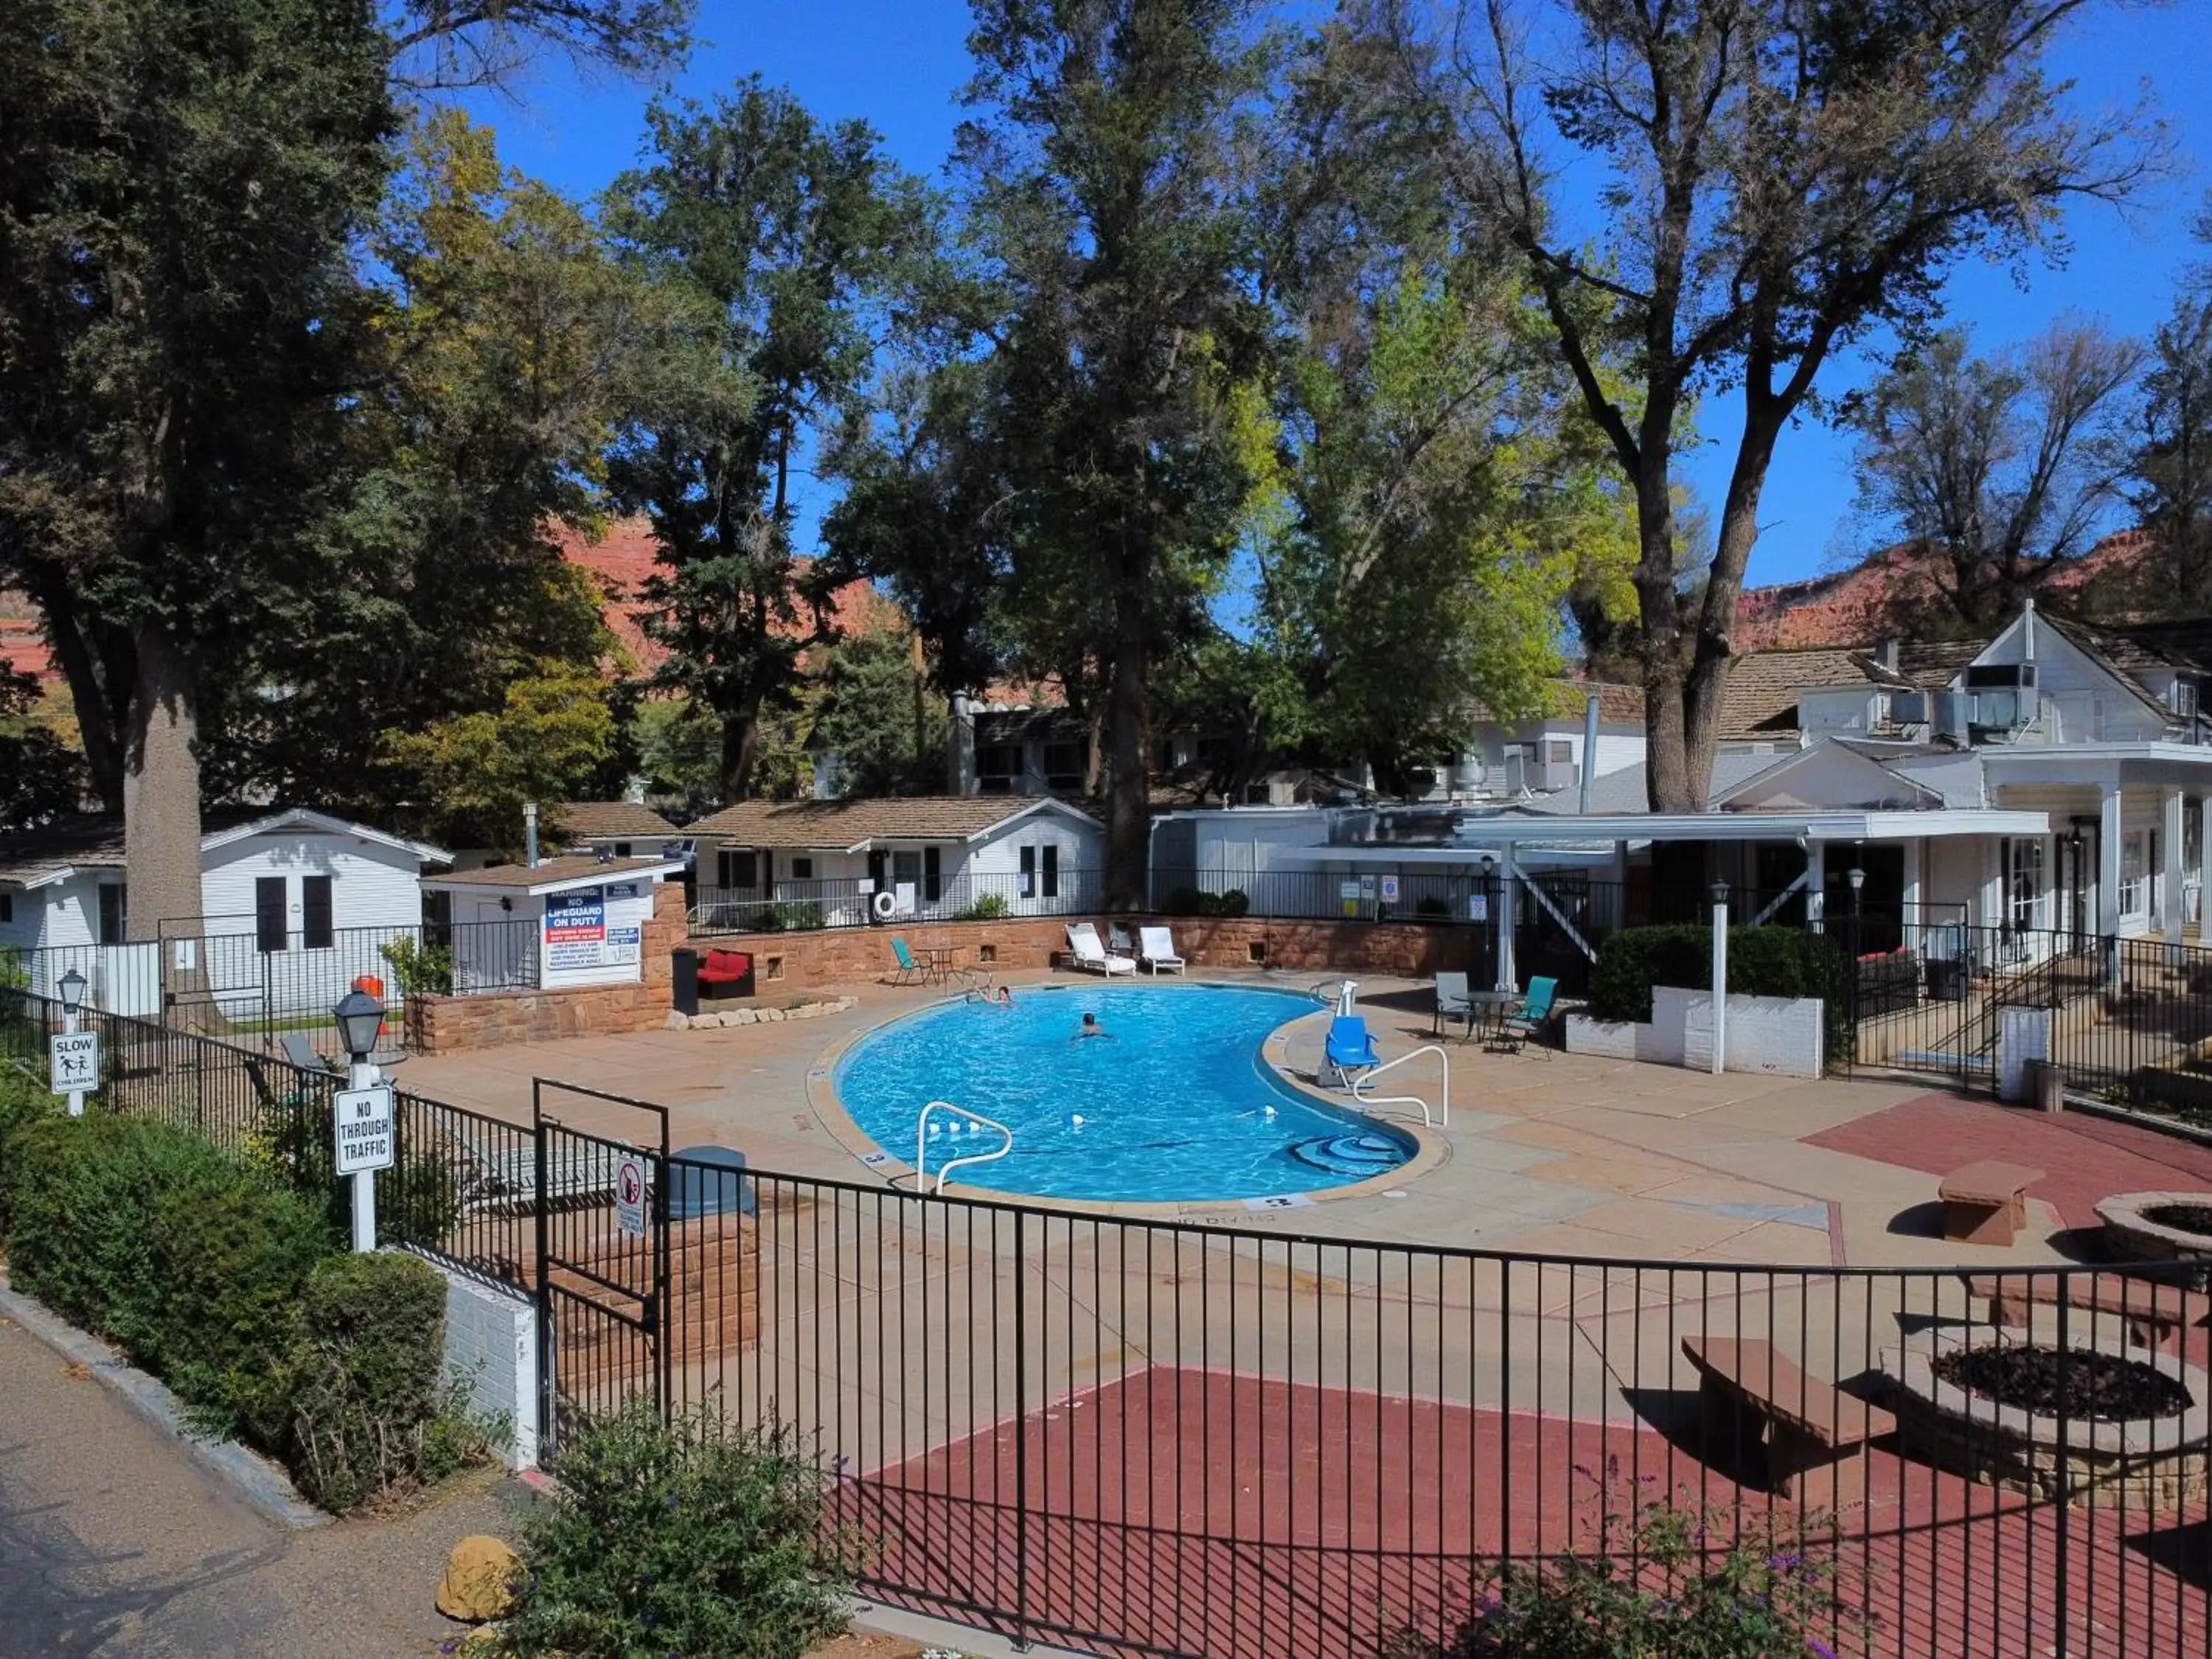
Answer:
[
  {"left": 1875, "top": 639, "right": 1899, "bottom": 672},
  {"left": 523, "top": 801, "right": 539, "bottom": 869},
  {"left": 946, "top": 692, "right": 978, "bottom": 794}
]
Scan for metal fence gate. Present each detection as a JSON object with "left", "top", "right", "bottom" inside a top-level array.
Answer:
[{"left": 532, "top": 1080, "right": 670, "bottom": 1453}]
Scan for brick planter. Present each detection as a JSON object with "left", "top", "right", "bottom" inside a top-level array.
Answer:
[{"left": 1883, "top": 1327, "right": 2211, "bottom": 1508}]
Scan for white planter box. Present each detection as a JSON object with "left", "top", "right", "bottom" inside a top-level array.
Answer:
[{"left": 1566, "top": 986, "right": 1824, "bottom": 1079}]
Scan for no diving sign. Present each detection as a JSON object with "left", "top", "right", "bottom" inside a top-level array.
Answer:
[
  {"left": 615, "top": 1153, "right": 648, "bottom": 1237},
  {"left": 333, "top": 1085, "right": 395, "bottom": 1175}
]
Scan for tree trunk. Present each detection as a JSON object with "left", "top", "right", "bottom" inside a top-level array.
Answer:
[
  {"left": 719, "top": 697, "right": 762, "bottom": 802},
  {"left": 1678, "top": 420, "right": 1782, "bottom": 813},
  {"left": 123, "top": 622, "right": 206, "bottom": 1018},
  {"left": 33, "top": 585, "right": 128, "bottom": 811},
  {"left": 1103, "top": 588, "right": 1149, "bottom": 911},
  {"left": 1631, "top": 460, "right": 1695, "bottom": 813}
]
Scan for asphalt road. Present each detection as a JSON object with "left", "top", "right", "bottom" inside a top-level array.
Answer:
[{"left": 0, "top": 1311, "right": 511, "bottom": 1657}]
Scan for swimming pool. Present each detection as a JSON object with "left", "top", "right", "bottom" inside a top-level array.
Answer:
[{"left": 832, "top": 982, "right": 1416, "bottom": 1203}]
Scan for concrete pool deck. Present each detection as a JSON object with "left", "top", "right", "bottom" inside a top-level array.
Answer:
[{"left": 397, "top": 966, "right": 2212, "bottom": 1270}]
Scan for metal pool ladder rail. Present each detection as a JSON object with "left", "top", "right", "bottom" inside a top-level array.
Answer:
[
  {"left": 1352, "top": 1045, "right": 1450, "bottom": 1129},
  {"left": 915, "top": 1099, "right": 1015, "bottom": 1194}
]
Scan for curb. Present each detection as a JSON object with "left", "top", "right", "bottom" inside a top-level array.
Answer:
[{"left": 0, "top": 1276, "right": 328, "bottom": 1531}]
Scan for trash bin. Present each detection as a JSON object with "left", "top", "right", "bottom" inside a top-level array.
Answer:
[
  {"left": 671, "top": 947, "right": 700, "bottom": 1017},
  {"left": 2024, "top": 1057, "right": 2065, "bottom": 1114}
]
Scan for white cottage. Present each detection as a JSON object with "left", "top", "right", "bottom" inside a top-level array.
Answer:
[
  {"left": 0, "top": 808, "right": 451, "bottom": 1014},
  {"left": 420, "top": 854, "right": 686, "bottom": 993},
  {"left": 686, "top": 795, "right": 1105, "bottom": 927}
]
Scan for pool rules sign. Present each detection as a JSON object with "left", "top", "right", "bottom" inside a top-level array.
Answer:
[{"left": 333, "top": 1085, "right": 396, "bottom": 1175}]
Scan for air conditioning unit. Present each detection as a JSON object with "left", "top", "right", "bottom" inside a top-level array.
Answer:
[
  {"left": 1891, "top": 689, "right": 1929, "bottom": 726},
  {"left": 1502, "top": 751, "right": 1527, "bottom": 794},
  {"left": 1935, "top": 690, "right": 1972, "bottom": 743}
]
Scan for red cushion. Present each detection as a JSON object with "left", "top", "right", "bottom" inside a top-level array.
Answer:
[{"left": 698, "top": 949, "right": 752, "bottom": 983}]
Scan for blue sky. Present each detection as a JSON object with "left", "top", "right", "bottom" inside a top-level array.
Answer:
[{"left": 472, "top": 0, "right": 2212, "bottom": 591}]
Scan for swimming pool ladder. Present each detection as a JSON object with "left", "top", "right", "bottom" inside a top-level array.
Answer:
[
  {"left": 1351, "top": 1045, "right": 1450, "bottom": 1129},
  {"left": 914, "top": 1099, "right": 1014, "bottom": 1194}
]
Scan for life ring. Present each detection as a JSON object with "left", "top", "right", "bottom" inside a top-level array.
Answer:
[{"left": 871, "top": 888, "right": 897, "bottom": 922}]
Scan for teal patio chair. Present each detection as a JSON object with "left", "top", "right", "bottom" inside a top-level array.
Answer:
[
  {"left": 888, "top": 936, "right": 926, "bottom": 985},
  {"left": 1490, "top": 975, "right": 1558, "bottom": 1057}
]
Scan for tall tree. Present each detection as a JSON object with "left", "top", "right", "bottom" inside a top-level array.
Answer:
[
  {"left": 2122, "top": 214, "right": 2212, "bottom": 613},
  {"left": 0, "top": 0, "right": 398, "bottom": 939},
  {"left": 383, "top": 0, "right": 691, "bottom": 90},
  {"left": 604, "top": 82, "right": 928, "bottom": 802},
  {"left": 1846, "top": 323, "right": 2140, "bottom": 633},
  {"left": 957, "top": 0, "right": 1279, "bottom": 902},
  {"left": 1368, "top": 0, "right": 2160, "bottom": 810}
]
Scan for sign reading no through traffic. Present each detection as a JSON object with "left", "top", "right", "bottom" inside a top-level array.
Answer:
[{"left": 333, "top": 1085, "right": 395, "bottom": 1175}]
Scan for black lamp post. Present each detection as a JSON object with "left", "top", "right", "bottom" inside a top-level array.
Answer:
[
  {"left": 332, "top": 987, "right": 384, "bottom": 1065},
  {"left": 58, "top": 966, "right": 87, "bottom": 1020}
]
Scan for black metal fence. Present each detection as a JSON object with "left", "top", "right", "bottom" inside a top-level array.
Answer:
[
  {"left": 529, "top": 1130, "right": 2212, "bottom": 1659},
  {"left": 690, "top": 866, "right": 1110, "bottom": 936}
]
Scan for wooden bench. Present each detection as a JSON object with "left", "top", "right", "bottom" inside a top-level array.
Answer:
[
  {"left": 1681, "top": 1335, "right": 1896, "bottom": 1510},
  {"left": 1937, "top": 1160, "right": 2044, "bottom": 1247},
  {"left": 1963, "top": 1272, "right": 2212, "bottom": 1349}
]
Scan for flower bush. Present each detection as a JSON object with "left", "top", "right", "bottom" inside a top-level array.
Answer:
[{"left": 1394, "top": 1476, "right": 1870, "bottom": 1659}]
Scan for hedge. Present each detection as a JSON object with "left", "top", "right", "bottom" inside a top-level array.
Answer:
[
  {"left": 1590, "top": 924, "right": 1843, "bottom": 1023},
  {"left": 0, "top": 1113, "right": 490, "bottom": 1512},
  {"left": 1165, "top": 887, "right": 1250, "bottom": 918}
]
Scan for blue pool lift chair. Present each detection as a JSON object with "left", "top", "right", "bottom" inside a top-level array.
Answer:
[{"left": 1323, "top": 1015, "right": 1384, "bottom": 1088}]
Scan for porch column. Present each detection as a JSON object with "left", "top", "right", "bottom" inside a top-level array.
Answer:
[
  {"left": 1495, "top": 859, "right": 1519, "bottom": 991},
  {"left": 1804, "top": 840, "right": 1826, "bottom": 932},
  {"left": 2165, "top": 787, "right": 2186, "bottom": 954},
  {"left": 2098, "top": 782, "right": 2123, "bottom": 939}
]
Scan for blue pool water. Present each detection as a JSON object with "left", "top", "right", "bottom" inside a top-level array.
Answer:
[{"left": 833, "top": 982, "right": 1416, "bottom": 1202}]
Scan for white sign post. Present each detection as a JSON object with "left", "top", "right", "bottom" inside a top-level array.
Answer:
[
  {"left": 333, "top": 1075, "right": 395, "bottom": 1251},
  {"left": 614, "top": 1152, "right": 648, "bottom": 1239},
  {"left": 49, "top": 1026, "right": 98, "bottom": 1116}
]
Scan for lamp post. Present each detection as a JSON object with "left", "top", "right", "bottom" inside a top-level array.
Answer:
[
  {"left": 333, "top": 988, "right": 388, "bottom": 1252},
  {"left": 58, "top": 967, "right": 88, "bottom": 1116},
  {"left": 1846, "top": 863, "right": 1866, "bottom": 965},
  {"left": 1710, "top": 877, "right": 1730, "bottom": 1076}
]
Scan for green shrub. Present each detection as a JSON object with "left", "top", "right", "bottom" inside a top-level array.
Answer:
[
  {"left": 1164, "top": 887, "right": 1249, "bottom": 919},
  {"left": 953, "top": 891, "right": 1009, "bottom": 922},
  {"left": 378, "top": 936, "right": 453, "bottom": 996},
  {"left": 1397, "top": 1492, "right": 1865, "bottom": 1658},
  {"left": 1416, "top": 897, "right": 1450, "bottom": 919},
  {"left": 502, "top": 1402, "right": 853, "bottom": 1659},
  {"left": 1589, "top": 923, "right": 1852, "bottom": 1068},
  {"left": 0, "top": 1064, "right": 56, "bottom": 1231},
  {"left": 1, "top": 1115, "right": 241, "bottom": 1352},
  {"left": 281, "top": 1251, "right": 492, "bottom": 1513},
  {"left": 248, "top": 1092, "right": 460, "bottom": 1250},
  {"left": 149, "top": 1177, "right": 330, "bottom": 1433}
]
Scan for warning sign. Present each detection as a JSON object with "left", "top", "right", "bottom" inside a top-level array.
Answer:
[
  {"left": 615, "top": 1153, "right": 647, "bottom": 1237},
  {"left": 333, "top": 1085, "right": 395, "bottom": 1175}
]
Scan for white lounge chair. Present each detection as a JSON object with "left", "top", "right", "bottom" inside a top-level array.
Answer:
[
  {"left": 1138, "top": 926, "right": 1186, "bottom": 975},
  {"left": 1065, "top": 922, "right": 1137, "bottom": 976}
]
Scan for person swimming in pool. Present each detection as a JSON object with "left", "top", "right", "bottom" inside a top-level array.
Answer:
[{"left": 1074, "top": 1011, "right": 1109, "bottom": 1041}]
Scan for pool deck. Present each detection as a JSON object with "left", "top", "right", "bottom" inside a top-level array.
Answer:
[{"left": 400, "top": 966, "right": 2212, "bottom": 1270}]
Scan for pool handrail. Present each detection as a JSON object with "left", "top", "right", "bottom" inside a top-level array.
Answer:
[
  {"left": 1350, "top": 1044, "right": 1450, "bottom": 1130},
  {"left": 915, "top": 1099, "right": 1015, "bottom": 1194}
]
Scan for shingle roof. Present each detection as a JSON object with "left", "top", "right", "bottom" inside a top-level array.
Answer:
[
  {"left": 0, "top": 816, "right": 126, "bottom": 885},
  {"left": 1715, "top": 647, "right": 1877, "bottom": 739},
  {"left": 551, "top": 801, "right": 681, "bottom": 841},
  {"left": 2104, "top": 617, "right": 2212, "bottom": 674},
  {"left": 688, "top": 795, "right": 1091, "bottom": 848},
  {"left": 426, "top": 855, "right": 676, "bottom": 889}
]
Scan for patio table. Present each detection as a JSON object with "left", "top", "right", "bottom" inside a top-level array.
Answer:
[{"left": 1464, "top": 989, "right": 1520, "bottom": 1041}]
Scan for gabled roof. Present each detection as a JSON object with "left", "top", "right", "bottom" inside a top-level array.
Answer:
[
  {"left": 1711, "top": 740, "right": 1946, "bottom": 813},
  {"left": 1996, "top": 611, "right": 2179, "bottom": 726},
  {"left": 1516, "top": 752, "right": 1781, "bottom": 815},
  {"left": 550, "top": 800, "right": 681, "bottom": 841},
  {"left": 688, "top": 794, "right": 1099, "bottom": 850},
  {"left": 0, "top": 809, "right": 450, "bottom": 889}
]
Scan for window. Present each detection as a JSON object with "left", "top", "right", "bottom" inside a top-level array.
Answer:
[
  {"left": 2005, "top": 837, "right": 2044, "bottom": 933},
  {"left": 1042, "top": 741, "right": 1085, "bottom": 790},
  {"left": 1543, "top": 740, "right": 1573, "bottom": 763},
  {"left": 1041, "top": 843, "right": 1060, "bottom": 899},
  {"left": 976, "top": 743, "right": 1022, "bottom": 791},
  {"left": 424, "top": 888, "right": 453, "bottom": 950},
  {"left": 923, "top": 845, "right": 942, "bottom": 902},
  {"left": 97, "top": 883, "right": 127, "bottom": 945},
  {"left": 256, "top": 876, "right": 288, "bottom": 953},
  {"left": 892, "top": 851, "right": 922, "bottom": 893},
  {"left": 0, "top": 892, "right": 11, "bottom": 925},
  {"left": 613, "top": 841, "right": 632, "bottom": 858},
  {"left": 716, "top": 849, "right": 758, "bottom": 891},
  {"left": 2121, "top": 832, "right": 2149, "bottom": 917},
  {"left": 302, "top": 874, "right": 333, "bottom": 950},
  {"left": 791, "top": 857, "right": 814, "bottom": 881},
  {"left": 1018, "top": 844, "right": 1035, "bottom": 898}
]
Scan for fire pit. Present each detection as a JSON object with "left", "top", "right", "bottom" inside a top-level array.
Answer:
[
  {"left": 2097, "top": 1191, "right": 2212, "bottom": 1283},
  {"left": 1884, "top": 1328, "right": 2209, "bottom": 1506}
]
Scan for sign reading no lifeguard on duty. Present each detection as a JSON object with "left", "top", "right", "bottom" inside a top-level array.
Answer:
[{"left": 333, "top": 1085, "right": 396, "bottom": 1175}]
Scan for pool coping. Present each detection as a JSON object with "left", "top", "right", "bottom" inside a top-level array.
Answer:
[{"left": 803, "top": 980, "right": 1449, "bottom": 1220}]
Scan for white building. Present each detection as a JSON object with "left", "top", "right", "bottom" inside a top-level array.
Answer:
[
  {"left": 0, "top": 808, "right": 450, "bottom": 1015},
  {"left": 686, "top": 796, "right": 1106, "bottom": 928},
  {"left": 422, "top": 855, "right": 686, "bottom": 993}
]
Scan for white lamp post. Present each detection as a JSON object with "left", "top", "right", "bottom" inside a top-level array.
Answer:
[
  {"left": 58, "top": 967, "right": 88, "bottom": 1116},
  {"left": 1710, "top": 877, "right": 1730, "bottom": 1076},
  {"left": 333, "top": 988, "right": 387, "bottom": 1252}
]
